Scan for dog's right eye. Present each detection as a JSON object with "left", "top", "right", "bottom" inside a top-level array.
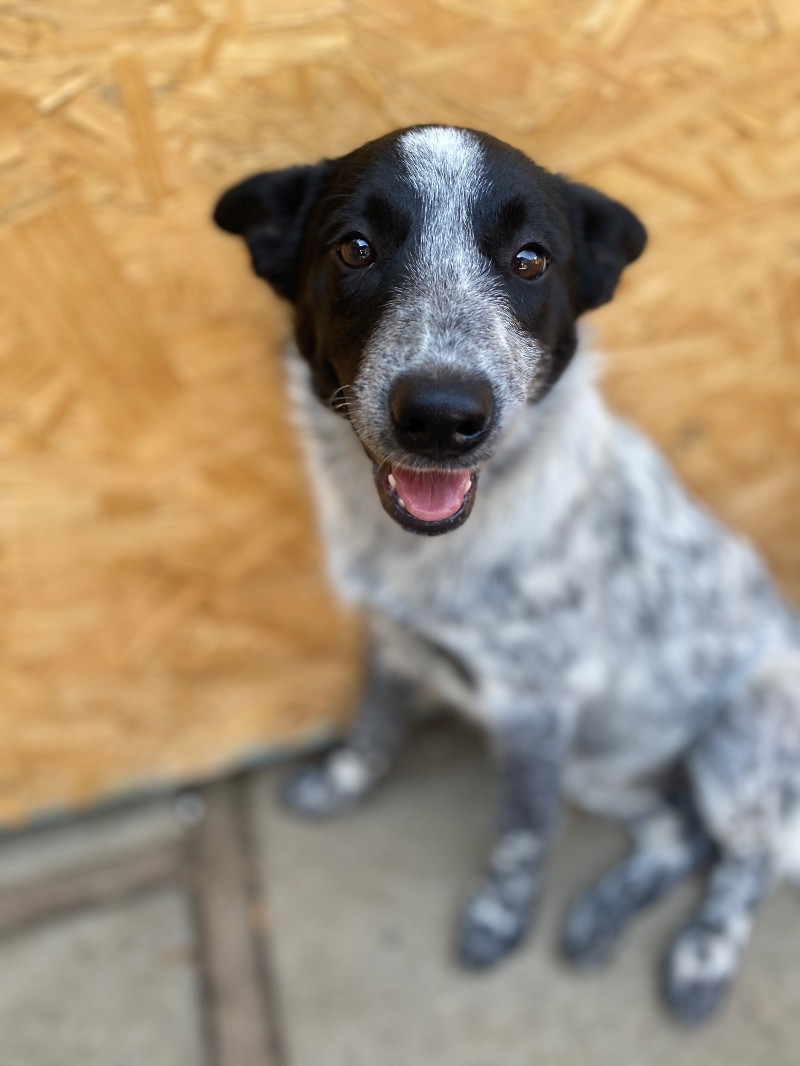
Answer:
[{"left": 337, "top": 234, "right": 375, "bottom": 269}]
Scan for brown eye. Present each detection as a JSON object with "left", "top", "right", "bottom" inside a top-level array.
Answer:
[
  {"left": 512, "top": 245, "right": 548, "bottom": 280},
  {"left": 337, "top": 234, "right": 375, "bottom": 269}
]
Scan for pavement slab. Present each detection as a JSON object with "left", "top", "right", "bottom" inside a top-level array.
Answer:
[
  {"left": 251, "top": 720, "right": 800, "bottom": 1066},
  {"left": 0, "top": 890, "right": 204, "bottom": 1066},
  {"left": 0, "top": 782, "right": 278, "bottom": 1066}
]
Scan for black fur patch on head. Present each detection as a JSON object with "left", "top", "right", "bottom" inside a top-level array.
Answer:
[{"left": 292, "top": 132, "right": 419, "bottom": 400}]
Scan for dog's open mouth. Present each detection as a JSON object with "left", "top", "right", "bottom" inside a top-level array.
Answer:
[{"left": 375, "top": 463, "right": 478, "bottom": 535}]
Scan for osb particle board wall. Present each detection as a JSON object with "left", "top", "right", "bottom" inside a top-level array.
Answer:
[{"left": 0, "top": 0, "right": 798, "bottom": 823}]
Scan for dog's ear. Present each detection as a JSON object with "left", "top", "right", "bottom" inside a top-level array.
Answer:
[
  {"left": 559, "top": 180, "right": 647, "bottom": 314},
  {"left": 213, "top": 161, "right": 331, "bottom": 301}
]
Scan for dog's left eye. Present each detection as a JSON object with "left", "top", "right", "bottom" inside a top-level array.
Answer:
[
  {"left": 337, "top": 234, "right": 375, "bottom": 269},
  {"left": 512, "top": 245, "right": 548, "bottom": 280}
]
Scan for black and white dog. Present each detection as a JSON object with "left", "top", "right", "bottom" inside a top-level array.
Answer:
[{"left": 215, "top": 126, "right": 800, "bottom": 1024}]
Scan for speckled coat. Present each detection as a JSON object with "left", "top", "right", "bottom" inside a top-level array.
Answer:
[{"left": 215, "top": 125, "right": 800, "bottom": 1025}]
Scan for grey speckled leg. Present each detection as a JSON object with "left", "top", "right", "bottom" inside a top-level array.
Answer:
[
  {"left": 281, "top": 640, "right": 417, "bottom": 819},
  {"left": 663, "top": 854, "right": 771, "bottom": 1025},
  {"left": 562, "top": 797, "right": 714, "bottom": 969},
  {"left": 457, "top": 713, "right": 564, "bottom": 971}
]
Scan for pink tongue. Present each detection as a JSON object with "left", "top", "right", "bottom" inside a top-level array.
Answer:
[{"left": 391, "top": 467, "right": 471, "bottom": 522}]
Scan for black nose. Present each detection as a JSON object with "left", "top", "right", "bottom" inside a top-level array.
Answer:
[{"left": 389, "top": 373, "right": 495, "bottom": 458}]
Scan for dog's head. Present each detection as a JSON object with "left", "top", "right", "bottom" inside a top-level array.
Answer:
[{"left": 214, "top": 126, "right": 645, "bottom": 535}]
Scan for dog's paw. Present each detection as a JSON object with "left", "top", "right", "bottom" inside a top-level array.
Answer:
[
  {"left": 662, "top": 926, "right": 735, "bottom": 1025},
  {"left": 280, "top": 764, "right": 348, "bottom": 818},
  {"left": 280, "top": 749, "right": 371, "bottom": 818},
  {"left": 455, "top": 884, "right": 531, "bottom": 970},
  {"left": 560, "top": 888, "right": 624, "bottom": 970}
]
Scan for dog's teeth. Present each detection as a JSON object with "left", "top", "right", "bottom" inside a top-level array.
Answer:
[
  {"left": 388, "top": 473, "right": 397, "bottom": 490},
  {"left": 466, "top": 478, "right": 472, "bottom": 490},
  {"left": 398, "top": 498, "right": 406, "bottom": 509}
]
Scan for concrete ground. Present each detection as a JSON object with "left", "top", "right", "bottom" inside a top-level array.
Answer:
[{"left": 0, "top": 719, "right": 798, "bottom": 1066}]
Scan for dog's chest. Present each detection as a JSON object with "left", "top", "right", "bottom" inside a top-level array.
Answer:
[
  {"left": 290, "top": 370, "right": 562, "bottom": 677},
  {"left": 294, "top": 383, "right": 633, "bottom": 738},
  {"left": 311, "top": 458, "right": 702, "bottom": 764}
]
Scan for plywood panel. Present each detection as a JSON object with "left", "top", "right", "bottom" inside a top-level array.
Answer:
[{"left": 0, "top": 0, "right": 798, "bottom": 822}]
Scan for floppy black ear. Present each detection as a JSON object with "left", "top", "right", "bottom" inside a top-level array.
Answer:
[
  {"left": 560, "top": 180, "right": 647, "bottom": 314},
  {"left": 213, "top": 161, "right": 331, "bottom": 301}
]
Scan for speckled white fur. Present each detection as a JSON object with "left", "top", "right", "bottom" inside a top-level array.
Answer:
[
  {"left": 240, "top": 124, "right": 800, "bottom": 1018},
  {"left": 288, "top": 333, "right": 800, "bottom": 879}
]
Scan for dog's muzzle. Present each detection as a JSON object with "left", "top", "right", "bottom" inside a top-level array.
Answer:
[{"left": 370, "top": 371, "right": 492, "bottom": 535}]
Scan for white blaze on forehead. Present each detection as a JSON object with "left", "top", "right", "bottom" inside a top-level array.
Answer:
[
  {"left": 348, "top": 126, "right": 540, "bottom": 456},
  {"left": 398, "top": 127, "right": 486, "bottom": 279}
]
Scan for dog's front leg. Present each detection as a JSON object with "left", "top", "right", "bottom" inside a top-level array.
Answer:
[
  {"left": 457, "top": 710, "right": 567, "bottom": 970},
  {"left": 281, "top": 619, "right": 418, "bottom": 818}
]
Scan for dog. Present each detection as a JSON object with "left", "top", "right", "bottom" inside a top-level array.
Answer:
[{"left": 214, "top": 125, "right": 800, "bottom": 1024}]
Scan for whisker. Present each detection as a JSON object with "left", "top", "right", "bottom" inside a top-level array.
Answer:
[{"left": 327, "top": 382, "right": 355, "bottom": 417}]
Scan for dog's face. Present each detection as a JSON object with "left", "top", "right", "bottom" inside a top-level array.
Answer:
[{"left": 215, "top": 126, "right": 645, "bottom": 535}]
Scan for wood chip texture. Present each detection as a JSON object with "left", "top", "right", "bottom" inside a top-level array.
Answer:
[{"left": 0, "top": 0, "right": 798, "bottom": 822}]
